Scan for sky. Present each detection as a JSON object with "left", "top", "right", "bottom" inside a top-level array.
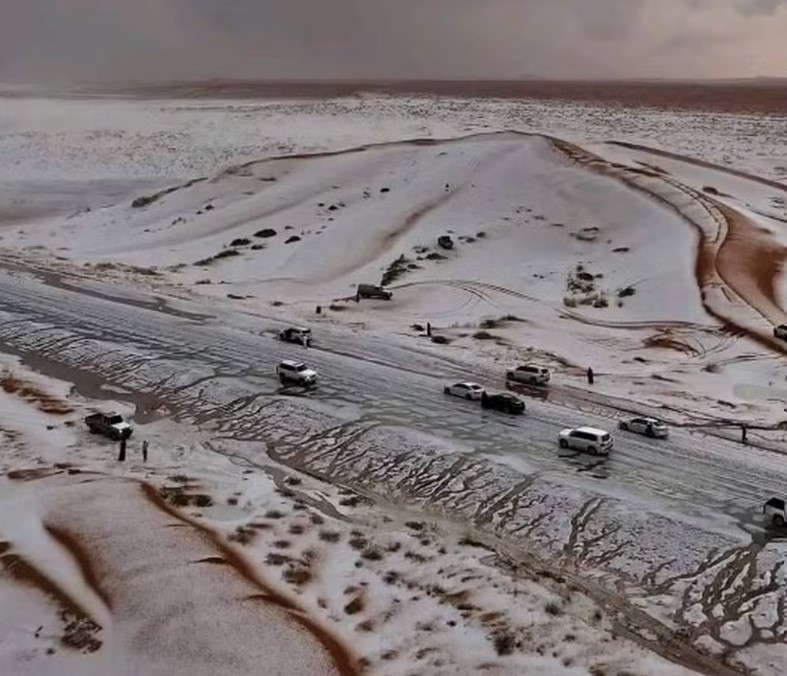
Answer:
[{"left": 0, "top": 0, "right": 785, "bottom": 82}]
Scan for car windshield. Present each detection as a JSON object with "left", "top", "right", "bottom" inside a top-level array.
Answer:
[
  {"left": 601, "top": 434, "right": 611, "bottom": 441},
  {"left": 108, "top": 415, "right": 123, "bottom": 424},
  {"left": 295, "top": 364, "right": 308, "bottom": 371}
]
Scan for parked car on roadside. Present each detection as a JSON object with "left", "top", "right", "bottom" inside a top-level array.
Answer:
[
  {"left": 279, "top": 326, "right": 312, "bottom": 346},
  {"left": 443, "top": 382, "right": 485, "bottom": 400},
  {"left": 356, "top": 284, "right": 393, "bottom": 301},
  {"left": 558, "top": 427, "right": 613, "bottom": 455},
  {"left": 84, "top": 412, "right": 133, "bottom": 440},
  {"left": 774, "top": 324, "right": 787, "bottom": 341},
  {"left": 506, "top": 364, "right": 551, "bottom": 386},
  {"left": 617, "top": 416, "right": 669, "bottom": 439},
  {"left": 763, "top": 497, "right": 787, "bottom": 527},
  {"left": 276, "top": 359, "right": 318, "bottom": 386},
  {"left": 481, "top": 391, "right": 526, "bottom": 415}
]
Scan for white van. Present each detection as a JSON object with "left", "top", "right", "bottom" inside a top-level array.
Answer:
[{"left": 558, "top": 427, "right": 613, "bottom": 455}]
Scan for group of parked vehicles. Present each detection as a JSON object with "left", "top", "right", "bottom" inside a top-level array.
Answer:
[
  {"left": 443, "top": 368, "right": 671, "bottom": 456},
  {"left": 84, "top": 323, "right": 785, "bottom": 530}
]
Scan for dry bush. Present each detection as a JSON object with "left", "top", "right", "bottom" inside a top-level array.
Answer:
[
  {"left": 493, "top": 632, "right": 516, "bottom": 656},
  {"left": 349, "top": 536, "right": 368, "bottom": 551},
  {"left": 319, "top": 530, "right": 341, "bottom": 543},
  {"left": 283, "top": 565, "right": 312, "bottom": 585},
  {"left": 344, "top": 597, "right": 364, "bottom": 615},
  {"left": 228, "top": 526, "right": 255, "bottom": 545},
  {"left": 361, "top": 546, "right": 384, "bottom": 561}
]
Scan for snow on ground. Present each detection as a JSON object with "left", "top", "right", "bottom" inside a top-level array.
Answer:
[
  {"left": 0, "top": 355, "right": 698, "bottom": 675},
  {"left": 5, "top": 115, "right": 787, "bottom": 424}
]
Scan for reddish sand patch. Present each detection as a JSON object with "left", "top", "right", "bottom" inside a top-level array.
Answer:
[
  {"left": 550, "top": 137, "right": 787, "bottom": 356},
  {"left": 139, "top": 483, "right": 360, "bottom": 675},
  {"left": 0, "top": 542, "right": 103, "bottom": 652},
  {"left": 1, "top": 372, "right": 74, "bottom": 414},
  {"left": 45, "top": 525, "right": 112, "bottom": 610}
]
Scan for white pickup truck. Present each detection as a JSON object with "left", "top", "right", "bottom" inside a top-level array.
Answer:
[{"left": 763, "top": 497, "right": 787, "bottom": 527}]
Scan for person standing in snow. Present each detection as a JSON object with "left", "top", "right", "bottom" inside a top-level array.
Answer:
[
  {"left": 118, "top": 437, "right": 127, "bottom": 462},
  {"left": 142, "top": 440, "right": 149, "bottom": 462}
]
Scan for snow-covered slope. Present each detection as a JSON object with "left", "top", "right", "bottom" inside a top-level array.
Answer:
[{"left": 10, "top": 126, "right": 787, "bottom": 423}]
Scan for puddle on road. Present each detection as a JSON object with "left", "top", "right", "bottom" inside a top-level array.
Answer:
[
  {"left": 0, "top": 339, "right": 164, "bottom": 424},
  {"left": 0, "top": 260, "right": 212, "bottom": 322}
]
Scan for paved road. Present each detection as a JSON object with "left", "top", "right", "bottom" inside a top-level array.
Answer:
[{"left": 1, "top": 269, "right": 785, "bottom": 532}]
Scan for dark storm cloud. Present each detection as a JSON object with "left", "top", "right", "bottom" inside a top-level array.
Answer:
[
  {"left": 735, "top": 0, "right": 787, "bottom": 14},
  {"left": 0, "top": 0, "right": 782, "bottom": 82}
]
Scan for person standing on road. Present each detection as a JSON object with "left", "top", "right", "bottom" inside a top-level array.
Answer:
[
  {"left": 587, "top": 366, "right": 594, "bottom": 385},
  {"left": 426, "top": 322, "right": 432, "bottom": 337},
  {"left": 742, "top": 423, "right": 748, "bottom": 445},
  {"left": 142, "top": 440, "right": 149, "bottom": 462},
  {"left": 118, "top": 437, "right": 127, "bottom": 462}
]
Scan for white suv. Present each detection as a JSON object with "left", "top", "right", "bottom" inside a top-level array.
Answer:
[
  {"left": 558, "top": 427, "right": 613, "bottom": 455},
  {"left": 276, "top": 359, "right": 318, "bottom": 386},
  {"left": 506, "top": 364, "right": 551, "bottom": 386}
]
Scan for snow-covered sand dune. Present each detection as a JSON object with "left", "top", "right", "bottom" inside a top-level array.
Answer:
[{"left": 9, "top": 120, "right": 787, "bottom": 424}]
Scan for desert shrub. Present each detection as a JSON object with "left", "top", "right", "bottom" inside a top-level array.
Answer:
[
  {"left": 349, "top": 536, "right": 368, "bottom": 551},
  {"left": 344, "top": 597, "right": 364, "bottom": 614},
  {"left": 195, "top": 249, "right": 240, "bottom": 266},
  {"left": 193, "top": 494, "right": 213, "bottom": 507},
  {"left": 230, "top": 237, "right": 251, "bottom": 247},
  {"left": 381, "top": 255, "right": 410, "bottom": 286},
  {"left": 319, "top": 530, "right": 341, "bottom": 543},
  {"left": 228, "top": 526, "right": 254, "bottom": 544},
  {"left": 265, "top": 509, "right": 285, "bottom": 519},
  {"left": 425, "top": 251, "right": 446, "bottom": 261},
  {"left": 545, "top": 601, "right": 564, "bottom": 616},
  {"left": 473, "top": 331, "right": 496, "bottom": 340},
  {"left": 493, "top": 633, "right": 516, "bottom": 656},
  {"left": 285, "top": 235, "right": 301, "bottom": 244},
  {"left": 480, "top": 318, "right": 499, "bottom": 329},
  {"left": 254, "top": 228, "right": 277, "bottom": 238},
  {"left": 617, "top": 285, "right": 636, "bottom": 298},
  {"left": 431, "top": 335, "right": 451, "bottom": 345},
  {"left": 361, "top": 546, "right": 384, "bottom": 561}
]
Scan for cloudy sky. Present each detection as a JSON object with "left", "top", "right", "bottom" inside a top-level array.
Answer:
[{"left": 0, "top": 0, "right": 785, "bottom": 82}]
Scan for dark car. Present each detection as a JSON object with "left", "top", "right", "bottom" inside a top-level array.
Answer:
[{"left": 481, "top": 391, "right": 526, "bottom": 415}]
